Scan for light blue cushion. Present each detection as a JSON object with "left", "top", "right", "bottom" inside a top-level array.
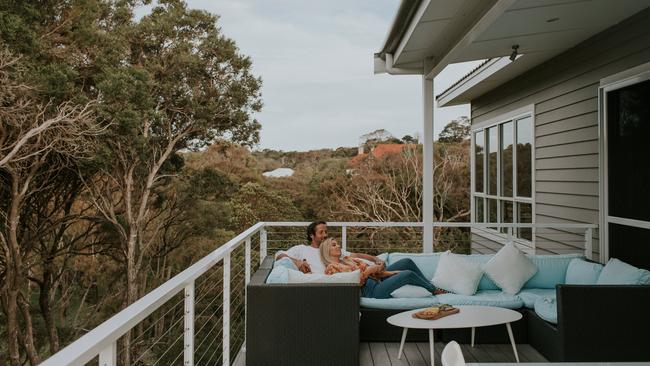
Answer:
[
  {"left": 274, "top": 257, "right": 298, "bottom": 270},
  {"left": 360, "top": 296, "right": 437, "bottom": 310},
  {"left": 435, "top": 290, "right": 524, "bottom": 309},
  {"left": 565, "top": 258, "right": 603, "bottom": 284},
  {"left": 597, "top": 258, "right": 650, "bottom": 285},
  {"left": 266, "top": 266, "right": 289, "bottom": 284},
  {"left": 517, "top": 289, "right": 556, "bottom": 308},
  {"left": 388, "top": 252, "right": 442, "bottom": 279},
  {"left": 523, "top": 254, "right": 583, "bottom": 289},
  {"left": 534, "top": 297, "right": 558, "bottom": 324}
]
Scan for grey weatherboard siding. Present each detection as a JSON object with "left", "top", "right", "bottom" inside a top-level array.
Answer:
[{"left": 469, "top": 8, "right": 650, "bottom": 258}]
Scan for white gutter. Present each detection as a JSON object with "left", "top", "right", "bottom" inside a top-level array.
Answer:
[{"left": 374, "top": 53, "right": 421, "bottom": 75}]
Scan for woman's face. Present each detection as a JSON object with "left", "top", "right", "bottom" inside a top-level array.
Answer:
[{"left": 328, "top": 239, "right": 341, "bottom": 258}]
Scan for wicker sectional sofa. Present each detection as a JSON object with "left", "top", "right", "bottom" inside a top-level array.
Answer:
[{"left": 246, "top": 252, "right": 650, "bottom": 366}]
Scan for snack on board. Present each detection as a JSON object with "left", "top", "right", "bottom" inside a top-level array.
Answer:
[{"left": 412, "top": 304, "right": 459, "bottom": 320}]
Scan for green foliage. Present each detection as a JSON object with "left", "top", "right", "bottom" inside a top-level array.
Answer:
[{"left": 438, "top": 117, "right": 470, "bottom": 143}]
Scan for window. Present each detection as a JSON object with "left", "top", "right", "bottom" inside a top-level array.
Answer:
[
  {"left": 601, "top": 74, "right": 650, "bottom": 267},
  {"left": 473, "top": 114, "right": 533, "bottom": 240}
]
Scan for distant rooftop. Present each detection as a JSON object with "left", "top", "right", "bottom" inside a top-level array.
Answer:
[{"left": 262, "top": 167, "right": 294, "bottom": 178}]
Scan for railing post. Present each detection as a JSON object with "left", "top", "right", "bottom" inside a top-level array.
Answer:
[
  {"left": 245, "top": 238, "right": 251, "bottom": 285},
  {"left": 507, "top": 227, "right": 513, "bottom": 244},
  {"left": 184, "top": 281, "right": 195, "bottom": 366},
  {"left": 260, "top": 229, "right": 267, "bottom": 259},
  {"left": 341, "top": 226, "right": 347, "bottom": 251},
  {"left": 223, "top": 252, "right": 231, "bottom": 366},
  {"left": 584, "top": 227, "right": 593, "bottom": 260},
  {"left": 98, "top": 341, "right": 116, "bottom": 366},
  {"left": 244, "top": 238, "right": 251, "bottom": 352}
]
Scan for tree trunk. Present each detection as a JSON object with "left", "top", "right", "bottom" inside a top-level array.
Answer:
[
  {"left": 18, "top": 295, "right": 39, "bottom": 365},
  {"left": 39, "top": 263, "right": 60, "bottom": 353},
  {"left": 121, "top": 231, "right": 140, "bottom": 366},
  {"left": 3, "top": 286, "right": 21, "bottom": 366},
  {"left": 4, "top": 176, "right": 28, "bottom": 366}
]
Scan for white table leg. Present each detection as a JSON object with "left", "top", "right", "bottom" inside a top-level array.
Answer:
[
  {"left": 429, "top": 329, "right": 435, "bottom": 366},
  {"left": 471, "top": 327, "right": 475, "bottom": 347},
  {"left": 506, "top": 322, "right": 519, "bottom": 363},
  {"left": 397, "top": 327, "right": 408, "bottom": 359}
]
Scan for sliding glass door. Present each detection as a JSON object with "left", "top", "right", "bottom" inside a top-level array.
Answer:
[{"left": 603, "top": 78, "right": 650, "bottom": 269}]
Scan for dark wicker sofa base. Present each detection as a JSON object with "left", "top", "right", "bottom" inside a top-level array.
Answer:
[
  {"left": 246, "top": 257, "right": 360, "bottom": 366},
  {"left": 361, "top": 284, "right": 650, "bottom": 362},
  {"left": 360, "top": 308, "right": 528, "bottom": 344}
]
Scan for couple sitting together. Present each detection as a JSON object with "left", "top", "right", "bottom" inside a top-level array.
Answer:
[{"left": 276, "top": 221, "right": 438, "bottom": 299}]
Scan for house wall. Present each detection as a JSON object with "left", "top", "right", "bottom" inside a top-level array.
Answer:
[{"left": 469, "top": 8, "right": 650, "bottom": 258}]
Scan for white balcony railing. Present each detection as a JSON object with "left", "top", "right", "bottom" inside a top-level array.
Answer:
[{"left": 41, "top": 221, "right": 597, "bottom": 366}]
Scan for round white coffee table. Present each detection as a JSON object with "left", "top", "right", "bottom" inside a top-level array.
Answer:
[{"left": 387, "top": 305, "right": 522, "bottom": 366}]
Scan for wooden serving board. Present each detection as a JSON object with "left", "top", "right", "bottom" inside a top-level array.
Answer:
[{"left": 412, "top": 307, "right": 460, "bottom": 321}]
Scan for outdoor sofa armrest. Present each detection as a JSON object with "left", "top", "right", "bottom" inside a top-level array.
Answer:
[
  {"left": 556, "top": 284, "right": 650, "bottom": 361},
  {"left": 246, "top": 256, "right": 360, "bottom": 366}
]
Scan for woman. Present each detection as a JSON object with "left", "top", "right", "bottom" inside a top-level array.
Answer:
[{"left": 319, "top": 238, "right": 436, "bottom": 299}]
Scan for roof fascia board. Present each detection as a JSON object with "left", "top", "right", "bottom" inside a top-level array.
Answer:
[
  {"left": 424, "top": 0, "right": 518, "bottom": 79},
  {"left": 437, "top": 56, "right": 512, "bottom": 107},
  {"left": 393, "top": 0, "right": 432, "bottom": 64}
]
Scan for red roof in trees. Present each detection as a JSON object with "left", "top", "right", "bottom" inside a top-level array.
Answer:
[{"left": 348, "top": 144, "right": 413, "bottom": 167}]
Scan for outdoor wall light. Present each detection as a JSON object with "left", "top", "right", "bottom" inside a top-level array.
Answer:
[{"left": 509, "top": 45, "right": 519, "bottom": 62}]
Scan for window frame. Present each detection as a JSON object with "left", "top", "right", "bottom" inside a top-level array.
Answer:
[
  {"left": 599, "top": 62, "right": 650, "bottom": 263},
  {"left": 470, "top": 105, "right": 535, "bottom": 248}
]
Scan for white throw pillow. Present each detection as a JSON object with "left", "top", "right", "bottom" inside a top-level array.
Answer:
[
  {"left": 431, "top": 251, "right": 483, "bottom": 296},
  {"left": 287, "top": 269, "right": 360, "bottom": 284},
  {"left": 390, "top": 285, "right": 432, "bottom": 298},
  {"left": 484, "top": 243, "right": 538, "bottom": 295}
]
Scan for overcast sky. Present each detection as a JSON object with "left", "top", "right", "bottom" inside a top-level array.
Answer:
[{"left": 152, "top": 1, "right": 482, "bottom": 151}]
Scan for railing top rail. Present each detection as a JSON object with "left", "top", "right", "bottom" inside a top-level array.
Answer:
[
  {"left": 41, "top": 222, "right": 265, "bottom": 366},
  {"left": 263, "top": 221, "right": 598, "bottom": 229}
]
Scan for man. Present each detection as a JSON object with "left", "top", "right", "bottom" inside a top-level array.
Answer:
[{"left": 276, "top": 221, "right": 385, "bottom": 274}]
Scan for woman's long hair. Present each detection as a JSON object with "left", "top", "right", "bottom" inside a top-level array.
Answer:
[{"left": 320, "top": 238, "right": 356, "bottom": 267}]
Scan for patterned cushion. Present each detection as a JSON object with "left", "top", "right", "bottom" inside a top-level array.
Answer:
[
  {"left": 360, "top": 296, "right": 437, "bottom": 310},
  {"left": 436, "top": 290, "right": 524, "bottom": 309}
]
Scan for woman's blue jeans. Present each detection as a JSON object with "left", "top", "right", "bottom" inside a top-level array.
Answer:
[{"left": 362, "top": 258, "right": 435, "bottom": 299}]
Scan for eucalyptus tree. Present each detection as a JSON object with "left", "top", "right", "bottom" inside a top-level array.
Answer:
[
  {"left": 0, "top": 48, "right": 101, "bottom": 366},
  {"left": 81, "top": 2, "right": 262, "bottom": 363}
]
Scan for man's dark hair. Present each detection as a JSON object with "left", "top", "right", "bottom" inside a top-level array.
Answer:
[{"left": 307, "top": 221, "right": 327, "bottom": 242}]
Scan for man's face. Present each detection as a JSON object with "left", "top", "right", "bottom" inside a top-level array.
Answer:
[{"left": 312, "top": 224, "right": 328, "bottom": 245}]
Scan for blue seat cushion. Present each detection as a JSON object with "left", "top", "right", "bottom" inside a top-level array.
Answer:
[
  {"left": 266, "top": 266, "right": 289, "bottom": 284},
  {"left": 517, "top": 288, "right": 556, "bottom": 309},
  {"left": 274, "top": 257, "right": 298, "bottom": 270},
  {"left": 387, "top": 252, "right": 442, "bottom": 280},
  {"left": 534, "top": 297, "right": 558, "bottom": 324},
  {"left": 360, "top": 296, "right": 437, "bottom": 310},
  {"left": 565, "top": 258, "right": 603, "bottom": 284},
  {"left": 435, "top": 290, "right": 524, "bottom": 309},
  {"left": 523, "top": 253, "right": 583, "bottom": 289}
]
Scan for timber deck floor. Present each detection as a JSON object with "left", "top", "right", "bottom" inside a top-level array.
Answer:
[{"left": 233, "top": 342, "right": 548, "bottom": 365}]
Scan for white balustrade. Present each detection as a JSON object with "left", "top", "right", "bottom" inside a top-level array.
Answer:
[{"left": 39, "top": 221, "right": 598, "bottom": 366}]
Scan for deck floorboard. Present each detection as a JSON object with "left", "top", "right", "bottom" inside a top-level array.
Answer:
[
  {"left": 361, "top": 342, "right": 547, "bottom": 365},
  {"left": 232, "top": 341, "right": 547, "bottom": 365}
]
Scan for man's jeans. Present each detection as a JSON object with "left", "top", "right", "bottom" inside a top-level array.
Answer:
[{"left": 362, "top": 258, "right": 435, "bottom": 299}]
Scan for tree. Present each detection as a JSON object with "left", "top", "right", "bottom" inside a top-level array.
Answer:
[
  {"left": 331, "top": 143, "right": 471, "bottom": 252},
  {"left": 78, "top": 2, "right": 262, "bottom": 363},
  {"left": 438, "top": 116, "right": 470, "bottom": 143},
  {"left": 402, "top": 135, "right": 418, "bottom": 144},
  {"left": 0, "top": 48, "right": 102, "bottom": 366}
]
